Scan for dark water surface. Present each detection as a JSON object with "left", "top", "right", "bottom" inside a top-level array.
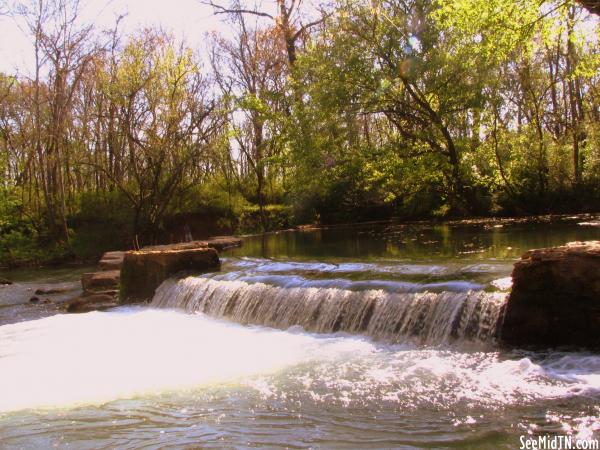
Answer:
[
  {"left": 230, "top": 215, "right": 600, "bottom": 261},
  {"left": 1, "top": 215, "right": 599, "bottom": 449}
]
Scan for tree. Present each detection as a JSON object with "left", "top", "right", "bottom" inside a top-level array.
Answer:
[
  {"left": 92, "top": 31, "right": 223, "bottom": 243},
  {"left": 204, "top": 0, "right": 327, "bottom": 67},
  {"left": 210, "top": 15, "right": 289, "bottom": 228},
  {"left": 16, "top": 0, "right": 99, "bottom": 243}
]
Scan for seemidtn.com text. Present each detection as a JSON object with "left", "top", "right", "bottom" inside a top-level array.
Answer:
[{"left": 520, "top": 436, "right": 599, "bottom": 450}]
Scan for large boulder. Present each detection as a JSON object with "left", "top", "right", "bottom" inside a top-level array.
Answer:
[
  {"left": 501, "top": 241, "right": 600, "bottom": 348},
  {"left": 120, "top": 244, "right": 220, "bottom": 303}
]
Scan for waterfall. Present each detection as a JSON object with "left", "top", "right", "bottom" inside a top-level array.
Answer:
[{"left": 151, "top": 275, "right": 507, "bottom": 346}]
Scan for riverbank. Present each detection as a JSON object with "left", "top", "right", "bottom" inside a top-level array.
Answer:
[
  {"left": 0, "top": 265, "right": 90, "bottom": 326},
  {"left": 3, "top": 212, "right": 599, "bottom": 271}
]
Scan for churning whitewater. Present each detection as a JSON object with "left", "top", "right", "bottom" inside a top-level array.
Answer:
[
  {"left": 1, "top": 307, "right": 600, "bottom": 417},
  {"left": 151, "top": 273, "right": 507, "bottom": 345},
  {"left": 0, "top": 308, "right": 338, "bottom": 412}
]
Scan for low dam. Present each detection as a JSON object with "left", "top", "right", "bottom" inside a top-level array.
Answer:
[{"left": 152, "top": 274, "right": 506, "bottom": 346}]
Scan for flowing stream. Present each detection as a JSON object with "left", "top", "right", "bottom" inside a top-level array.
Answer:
[
  {"left": 151, "top": 272, "right": 506, "bottom": 346},
  {"left": 1, "top": 216, "right": 599, "bottom": 448}
]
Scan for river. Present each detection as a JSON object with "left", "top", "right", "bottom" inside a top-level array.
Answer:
[{"left": 1, "top": 216, "right": 599, "bottom": 448}]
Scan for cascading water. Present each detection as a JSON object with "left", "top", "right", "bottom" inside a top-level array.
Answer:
[{"left": 151, "top": 269, "right": 507, "bottom": 346}]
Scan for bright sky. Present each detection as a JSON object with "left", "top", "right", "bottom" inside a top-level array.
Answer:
[
  {"left": 2, "top": 1, "right": 596, "bottom": 77},
  {"left": 0, "top": 0, "right": 278, "bottom": 76}
]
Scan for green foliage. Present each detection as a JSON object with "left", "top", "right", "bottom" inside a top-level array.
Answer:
[
  {"left": 239, "top": 204, "right": 294, "bottom": 234},
  {"left": 284, "top": 0, "right": 600, "bottom": 221},
  {"left": 1, "top": 0, "right": 599, "bottom": 265},
  {"left": 0, "top": 191, "right": 71, "bottom": 267}
]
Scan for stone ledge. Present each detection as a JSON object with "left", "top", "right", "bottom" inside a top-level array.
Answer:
[
  {"left": 66, "top": 294, "right": 119, "bottom": 313},
  {"left": 66, "top": 236, "right": 241, "bottom": 312},
  {"left": 501, "top": 241, "right": 600, "bottom": 348},
  {"left": 99, "top": 251, "right": 125, "bottom": 271},
  {"left": 141, "top": 236, "right": 243, "bottom": 253},
  {"left": 119, "top": 246, "right": 220, "bottom": 304},
  {"left": 81, "top": 270, "right": 120, "bottom": 293}
]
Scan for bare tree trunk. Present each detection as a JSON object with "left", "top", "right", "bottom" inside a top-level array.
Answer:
[{"left": 566, "top": 6, "right": 581, "bottom": 188}]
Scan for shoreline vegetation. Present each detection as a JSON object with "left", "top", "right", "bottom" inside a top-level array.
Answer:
[
  {"left": 1, "top": 212, "right": 598, "bottom": 271},
  {"left": 1, "top": 0, "right": 599, "bottom": 269}
]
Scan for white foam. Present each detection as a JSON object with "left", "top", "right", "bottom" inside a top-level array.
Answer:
[
  {"left": 491, "top": 277, "right": 513, "bottom": 290},
  {"left": 1, "top": 309, "right": 599, "bottom": 414},
  {"left": 0, "top": 308, "right": 369, "bottom": 412}
]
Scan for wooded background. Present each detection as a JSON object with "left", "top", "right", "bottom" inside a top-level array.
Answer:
[{"left": 0, "top": 0, "right": 599, "bottom": 266}]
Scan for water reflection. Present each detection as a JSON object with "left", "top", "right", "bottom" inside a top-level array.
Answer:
[{"left": 229, "top": 217, "right": 600, "bottom": 262}]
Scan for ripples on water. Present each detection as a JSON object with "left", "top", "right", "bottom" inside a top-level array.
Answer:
[{"left": 0, "top": 309, "right": 599, "bottom": 448}]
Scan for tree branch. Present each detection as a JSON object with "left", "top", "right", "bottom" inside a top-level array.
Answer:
[
  {"left": 292, "top": 15, "right": 329, "bottom": 41},
  {"left": 201, "top": 1, "right": 274, "bottom": 19}
]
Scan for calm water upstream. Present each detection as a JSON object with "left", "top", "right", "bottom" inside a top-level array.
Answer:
[{"left": 1, "top": 216, "right": 600, "bottom": 449}]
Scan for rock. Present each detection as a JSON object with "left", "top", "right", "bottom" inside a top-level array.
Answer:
[
  {"left": 29, "top": 296, "right": 51, "bottom": 304},
  {"left": 120, "top": 245, "right": 220, "bottom": 303},
  {"left": 205, "top": 236, "right": 243, "bottom": 251},
  {"left": 501, "top": 241, "right": 600, "bottom": 348},
  {"left": 86, "top": 289, "right": 118, "bottom": 297},
  {"left": 98, "top": 251, "right": 125, "bottom": 271},
  {"left": 81, "top": 270, "right": 120, "bottom": 293},
  {"left": 0, "top": 278, "right": 12, "bottom": 285},
  {"left": 141, "top": 236, "right": 242, "bottom": 253},
  {"left": 296, "top": 224, "right": 321, "bottom": 231},
  {"left": 66, "top": 294, "right": 118, "bottom": 313},
  {"left": 35, "top": 287, "right": 70, "bottom": 295}
]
